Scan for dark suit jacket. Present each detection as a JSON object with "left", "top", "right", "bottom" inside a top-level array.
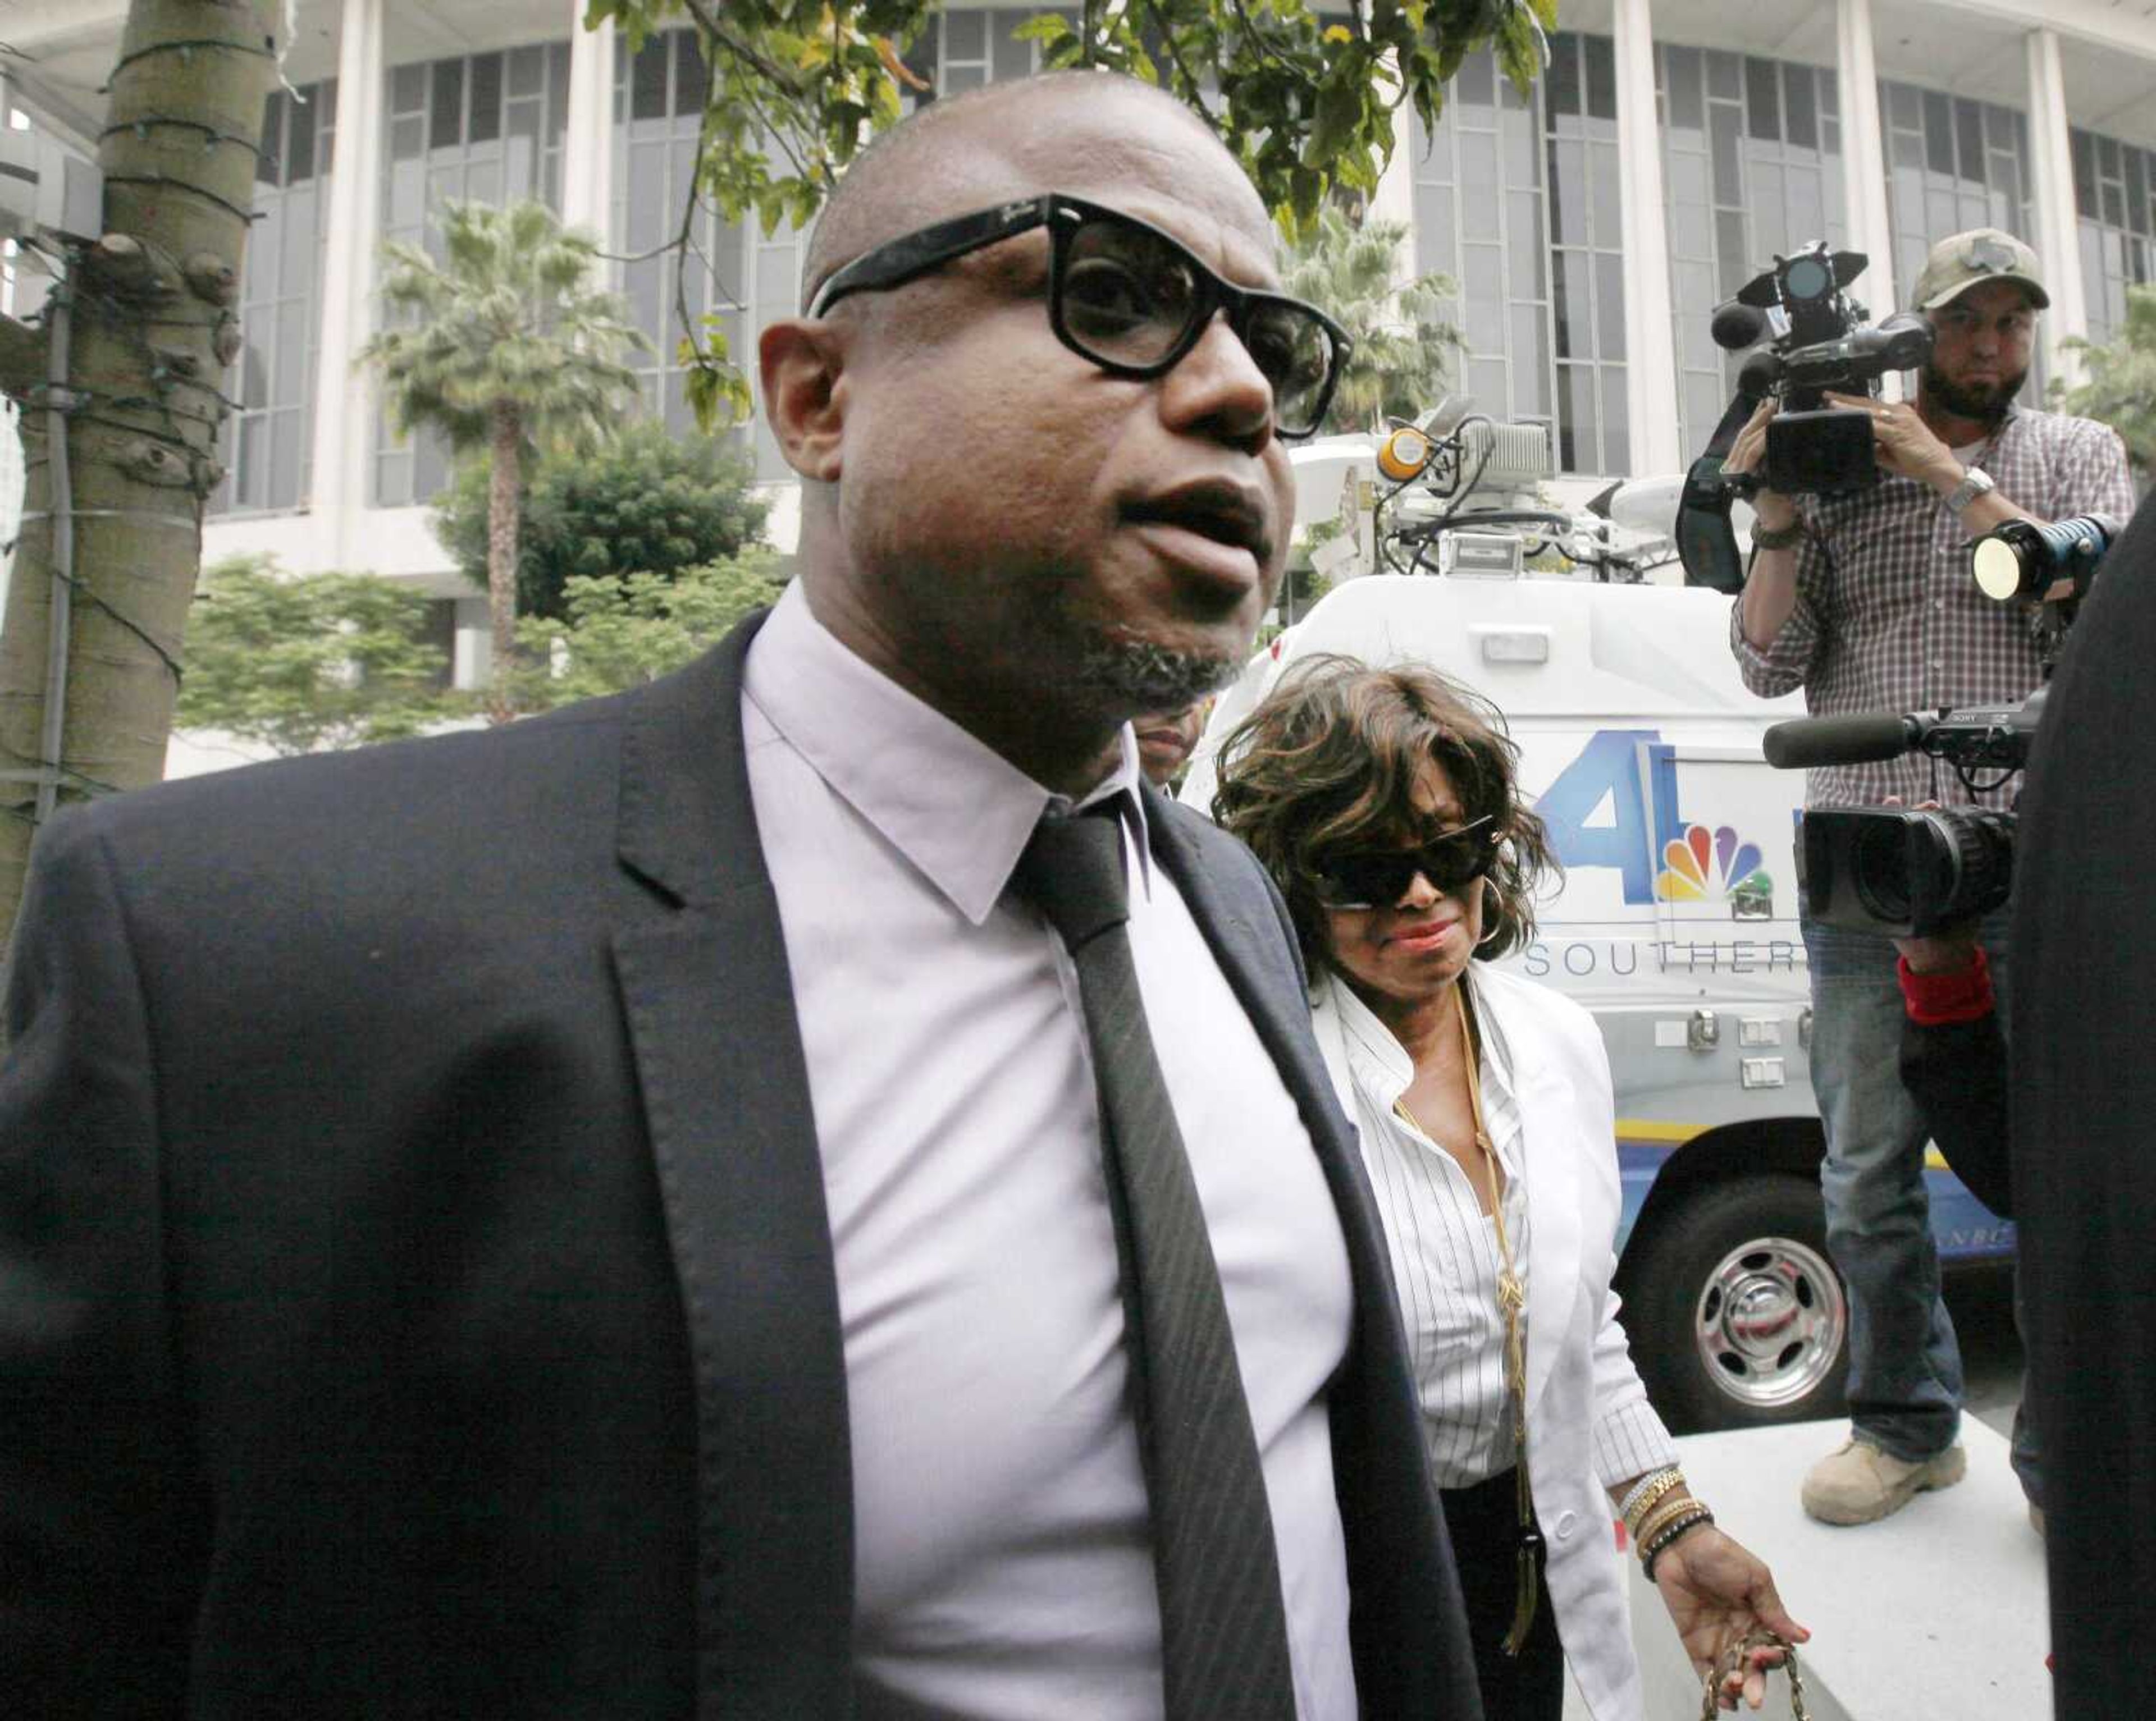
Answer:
[
  {"left": 1899, "top": 1010, "right": 2012, "bottom": 1218},
  {"left": 0, "top": 617, "right": 1479, "bottom": 1718},
  {"left": 2012, "top": 488, "right": 2156, "bottom": 1718}
]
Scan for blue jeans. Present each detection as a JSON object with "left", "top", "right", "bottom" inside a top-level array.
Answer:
[{"left": 1802, "top": 908, "right": 2032, "bottom": 1493}]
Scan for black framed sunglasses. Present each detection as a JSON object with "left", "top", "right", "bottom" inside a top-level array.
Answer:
[
  {"left": 807, "top": 191, "right": 1352, "bottom": 439},
  {"left": 1310, "top": 815, "right": 1501, "bottom": 911}
]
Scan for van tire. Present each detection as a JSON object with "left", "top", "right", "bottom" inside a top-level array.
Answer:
[{"left": 1619, "top": 1174, "right": 1849, "bottom": 1434}]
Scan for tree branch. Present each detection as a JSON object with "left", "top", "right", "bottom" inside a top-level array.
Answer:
[{"left": 675, "top": 0, "right": 808, "bottom": 100}]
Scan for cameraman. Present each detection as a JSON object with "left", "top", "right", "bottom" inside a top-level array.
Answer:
[{"left": 1724, "top": 227, "right": 2132, "bottom": 1532}]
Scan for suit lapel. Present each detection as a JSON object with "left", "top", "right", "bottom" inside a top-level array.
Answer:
[
  {"left": 1146, "top": 795, "right": 1481, "bottom": 1719},
  {"left": 611, "top": 618, "right": 854, "bottom": 1719}
]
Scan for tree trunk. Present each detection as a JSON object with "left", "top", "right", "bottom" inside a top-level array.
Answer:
[
  {"left": 485, "top": 402, "right": 523, "bottom": 724},
  {"left": 0, "top": 0, "right": 279, "bottom": 944}
]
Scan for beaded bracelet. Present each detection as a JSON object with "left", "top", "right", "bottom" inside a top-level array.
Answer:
[
  {"left": 1641, "top": 1506, "right": 1716, "bottom": 1582},
  {"left": 1632, "top": 1490, "right": 1703, "bottom": 1550},
  {"left": 1643, "top": 1499, "right": 1711, "bottom": 1546}
]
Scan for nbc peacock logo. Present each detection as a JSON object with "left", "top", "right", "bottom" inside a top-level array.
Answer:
[{"left": 1655, "top": 824, "right": 1774, "bottom": 919}]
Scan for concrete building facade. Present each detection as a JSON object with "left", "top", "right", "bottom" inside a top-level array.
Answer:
[{"left": 11, "top": 0, "right": 2156, "bottom": 689}]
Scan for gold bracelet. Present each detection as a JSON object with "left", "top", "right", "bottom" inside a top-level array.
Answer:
[
  {"left": 1633, "top": 1491, "right": 1703, "bottom": 1550},
  {"left": 1622, "top": 1468, "right": 1688, "bottom": 1536}
]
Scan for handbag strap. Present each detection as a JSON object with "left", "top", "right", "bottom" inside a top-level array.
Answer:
[{"left": 1697, "top": 1631, "right": 1808, "bottom": 1720}]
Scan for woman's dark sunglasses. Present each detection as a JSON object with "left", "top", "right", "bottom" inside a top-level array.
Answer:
[
  {"left": 807, "top": 192, "right": 1351, "bottom": 440},
  {"left": 1311, "top": 815, "right": 1501, "bottom": 911}
]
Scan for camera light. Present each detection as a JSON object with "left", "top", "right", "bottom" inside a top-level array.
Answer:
[
  {"left": 1783, "top": 256, "right": 1833, "bottom": 301},
  {"left": 1971, "top": 533, "right": 2028, "bottom": 601},
  {"left": 1971, "top": 515, "right": 2113, "bottom": 604},
  {"left": 1377, "top": 425, "right": 1432, "bottom": 482}
]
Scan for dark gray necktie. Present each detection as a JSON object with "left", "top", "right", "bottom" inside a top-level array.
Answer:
[{"left": 1012, "top": 803, "right": 1298, "bottom": 1721}]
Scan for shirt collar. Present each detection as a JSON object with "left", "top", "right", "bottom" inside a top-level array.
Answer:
[
  {"left": 742, "top": 582, "right": 1152, "bottom": 925},
  {"left": 1319, "top": 967, "right": 1514, "bottom": 1108}
]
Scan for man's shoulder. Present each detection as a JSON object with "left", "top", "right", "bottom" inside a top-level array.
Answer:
[
  {"left": 45, "top": 651, "right": 729, "bottom": 880},
  {"left": 2005, "top": 404, "right": 2124, "bottom": 455},
  {"left": 75, "top": 693, "right": 622, "bottom": 843},
  {"left": 1153, "top": 795, "right": 1273, "bottom": 896}
]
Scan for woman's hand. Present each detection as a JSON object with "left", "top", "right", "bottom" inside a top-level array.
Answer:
[{"left": 1651, "top": 1524, "right": 1809, "bottom": 1710}]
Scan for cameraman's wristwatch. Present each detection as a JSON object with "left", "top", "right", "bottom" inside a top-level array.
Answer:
[{"left": 1945, "top": 465, "right": 1996, "bottom": 512}]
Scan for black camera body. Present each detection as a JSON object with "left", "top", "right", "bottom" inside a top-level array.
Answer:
[
  {"left": 1764, "top": 515, "right": 2121, "bottom": 936},
  {"left": 1710, "top": 243, "right": 1935, "bottom": 499},
  {"left": 1677, "top": 243, "right": 1935, "bottom": 590},
  {"left": 1769, "top": 694, "right": 2045, "bottom": 937},
  {"left": 1797, "top": 804, "right": 2018, "bottom": 939}
]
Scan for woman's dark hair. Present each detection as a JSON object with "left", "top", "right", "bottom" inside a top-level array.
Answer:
[{"left": 1210, "top": 653, "right": 1558, "bottom": 974}]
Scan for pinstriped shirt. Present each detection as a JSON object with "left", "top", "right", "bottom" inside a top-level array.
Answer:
[
  {"left": 1323, "top": 973, "right": 1676, "bottom": 1490},
  {"left": 1730, "top": 405, "right": 2134, "bottom": 810}
]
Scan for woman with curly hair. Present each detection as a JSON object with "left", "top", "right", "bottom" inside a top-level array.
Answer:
[{"left": 1213, "top": 654, "right": 1803, "bottom": 1721}]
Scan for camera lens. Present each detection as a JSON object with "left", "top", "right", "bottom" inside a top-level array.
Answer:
[{"left": 1850, "top": 818, "right": 1911, "bottom": 924}]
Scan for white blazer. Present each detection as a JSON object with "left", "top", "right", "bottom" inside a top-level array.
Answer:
[{"left": 1311, "top": 962, "right": 1674, "bottom": 1721}]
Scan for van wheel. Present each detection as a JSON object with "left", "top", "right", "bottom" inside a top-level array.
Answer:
[{"left": 1619, "top": 1174, "right": 1849, "bottom": 1434}]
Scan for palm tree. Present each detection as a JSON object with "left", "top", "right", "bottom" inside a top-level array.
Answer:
[
  {"left": 1285, "top": 205, "right": 1465, "bottom": 436},
  {"left": 359, "top": 199, "right": 648, "bottom": 719},
  {"left": 2059, "top": 283, "right": 2156, "bottom": 480}
]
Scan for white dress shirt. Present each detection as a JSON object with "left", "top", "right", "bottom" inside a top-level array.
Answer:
[
  {"left": 740, "top": 582, "right": 1357, "bottom": 1721},
  {"left": 1312, "top": 963, "right": 1679, "bottom": 1719},
  {"left": 1318, "top": 968, "right": 1675, "bottom": 1494},
  {"left": 1326, "top": 971, "right": 1533, "bottom": 1487}
]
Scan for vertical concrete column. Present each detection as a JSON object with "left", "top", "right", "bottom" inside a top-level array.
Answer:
[
  {"left": 1835, "top": 0, "right": 1895, "bottom": 315},
  {"left": 2023, "top": 26, "right": 2090, "bottom": 388},
  {"left": 308, "top": 0, "right": 384, "bottom": 563},
  {"left": 1367, "top": 89, "right": 1422, "bottom": 404},
  {"left": 1369, "top": 86, "right": 1416, "bottom": 231},
  {"left": 561, "top": 7, "right": 618, "bottom": 252},
  {"left": 1612, "top": 0, "right": 1681, "bottom": 476}
]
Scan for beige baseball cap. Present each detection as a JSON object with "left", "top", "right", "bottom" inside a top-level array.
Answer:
[{"left": 1911, "top": 227, "right": 2049, "bottom": 312}]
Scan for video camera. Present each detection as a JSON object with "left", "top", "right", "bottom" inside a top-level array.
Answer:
[
  {"left": 1706, "top": 243, "right": 1934, "bottom": 498},
  {"left": 1762, "top": 514, "right": 2118, "bottom": 937},
  {"left": 1674, "top": 242, "right": 1934, "bottom": 591}
]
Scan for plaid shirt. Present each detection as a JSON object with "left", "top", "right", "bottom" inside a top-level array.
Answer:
[{"left": 1731, "top": 405, "right": 2134, "bottom": 808}]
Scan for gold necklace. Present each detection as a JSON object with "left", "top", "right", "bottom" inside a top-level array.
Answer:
[{"left": 1394, "top": 986, "right": 1538, "bottom": 1655}]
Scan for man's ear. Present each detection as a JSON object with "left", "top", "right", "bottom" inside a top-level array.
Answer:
[{"left": 761, "top": 318, "right": 847, "bottom": 483}]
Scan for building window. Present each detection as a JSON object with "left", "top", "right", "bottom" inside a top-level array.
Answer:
[
  {"left": 2072, "top": 126, "right": 2155, "bottom": 346},
  {"left": 1543, "top": 30, "right": 1628, "bottom": 477},
  {"left": 1411, "top": 54, "right": 1556, "bottom": 469},
  {"left": 925, "top": 6, "right": 1048, "bottom": 92},
  {"left": 611, "top": 29, "right": 789, "bottom": 473},
  {"left": 209, "top": 80, "right": 336, "bottom": 517},
  {"left": 1659, "top": 45, "right": 1844, "bottom": 456},
  {"left": 609, "top": 16, "right": 1054, "bottom": 478},
  {"left": 1878, "top": 80, "right": 2036, "bottom": 396},
  {"left": 1411, "top": 37, "right": 1629, "bottom": 477},
  {"left": 373, "top": 42, "right": 572, "bottom": 509}
]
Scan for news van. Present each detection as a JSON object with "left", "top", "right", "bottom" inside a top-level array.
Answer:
[{"left": 1178, "top": 418, "right": 2013, "bottom": 1433}]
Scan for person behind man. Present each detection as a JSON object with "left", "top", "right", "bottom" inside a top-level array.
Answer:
[
  {"left": 1215, "top": 656, "right": 1804, "bottom": 1719},
  {"left": 1723, "top": 226, "right": 2132, "bottom": 1529},
  {"left": 1134, "top": 700, "right": 1211, "bottom": 789},
  {"left": 0, "top": 72, "right": 1480, "bottom": 1718}
]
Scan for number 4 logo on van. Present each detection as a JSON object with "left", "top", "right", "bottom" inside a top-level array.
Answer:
[{"left": 1532, "top": 729, "right": 1778, "bottom": 915}]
